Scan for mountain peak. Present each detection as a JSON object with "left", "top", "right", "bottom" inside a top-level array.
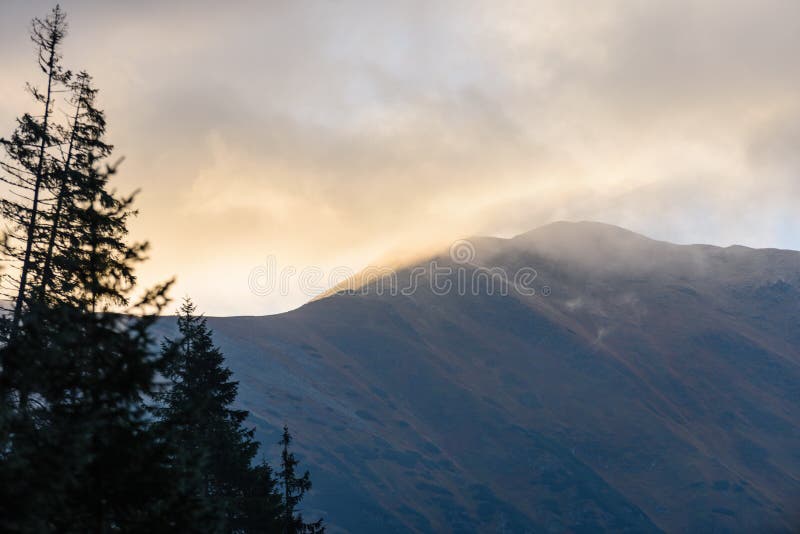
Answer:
[
  {"left": 514, "top": 220, "right": 652, "bottom": 242},
  {"left": 198, "top": 217, "right": 800, "bottom": 532},
  {"left": 468, "top": 220, "right": 800, "bottom": 286}
]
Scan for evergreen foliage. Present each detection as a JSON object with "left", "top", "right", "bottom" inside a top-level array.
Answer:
[
  {"left": 0, "top": 6, "right": 324, "bottom": 533},
  {"left": 278, "top": 426, "right": 325, "bottom": 534},
  {"left": 157, "top": 298, "right": 283, "bottom": 532}
]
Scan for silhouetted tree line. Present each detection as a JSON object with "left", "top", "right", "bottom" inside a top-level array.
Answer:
[{"left": 0, "top": 6, "right": 323, "bottom": 533}]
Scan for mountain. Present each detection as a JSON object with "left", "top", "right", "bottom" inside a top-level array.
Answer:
[{"left": 158, "top": 221, "right": 800, "bottom": 532}]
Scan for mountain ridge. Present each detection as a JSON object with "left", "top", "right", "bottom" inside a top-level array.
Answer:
[
  {"left": 315, "top": 221, "right": 800, "bottom": 306},
  {"left": 157, "top": 221, "right": 800, "bottom": 532}
]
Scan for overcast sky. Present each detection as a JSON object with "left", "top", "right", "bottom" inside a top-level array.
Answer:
[{"left": 1, "top": 0, "right": 798, "bottom": 314}]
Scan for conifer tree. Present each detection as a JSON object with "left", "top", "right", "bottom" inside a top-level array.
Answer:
[
  {"left": 0, "top": 7, "right": 208, "bottom": 531},
  {"left": 0, "top": 7, "right": 327, "bottom": 534},
  {"left": 0, "top": 5, "right": 71, "bottom": 331},
  {"left": 158, "top": 298, "right": 282, "bottom": 532},
  {"left": 278, "top": 426, "right": 324, "bottom": 534},
  {"left": 0, "top": 5, "right": 72, "bottom": 413},
  {"left": 39, "top": 71, "right": 111, "bottom": 304},
  {"left": 0, "top": 132, "right": 206, "bottom": 533}
]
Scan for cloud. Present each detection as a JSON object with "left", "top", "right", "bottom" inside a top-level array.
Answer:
[{"left": 0, "top": 0, "right": 798, "bottom": 314}]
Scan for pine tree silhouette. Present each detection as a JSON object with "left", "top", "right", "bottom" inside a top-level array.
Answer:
[
  {"left": 278, "top": 426, "right": 325, "bottom": 534},
  {"left": 158, "top": 298, "right": 282, "bottom": 532},
  {"left": 1, "top": 5, "right": 70, "bottom": 333},
  {"left": 0, "top": 7, "right": 327, "bottom": 532},
  {"left": 0, "top": 7, "right": 207, "bottom": 531}
]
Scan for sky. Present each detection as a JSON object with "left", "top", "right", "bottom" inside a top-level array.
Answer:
[{"left": 0, "top": 0, "right": 798, "bottom": 315}]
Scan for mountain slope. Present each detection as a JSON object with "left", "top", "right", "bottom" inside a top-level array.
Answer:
[{"left": 160, "top": 222, "right": 800, "bottom": 532}]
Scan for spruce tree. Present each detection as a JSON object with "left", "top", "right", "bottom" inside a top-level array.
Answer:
[
  {"left": 158, "top": 298, "right": 282, "bottom": 532},
  {"left": 38, "top": 71, "right": 112, "bottom": 305},
  {"left": 0, "top": 125, "right": 205, "bottom": 533},
  {"left": 278, "top": 427, "right": 324, "bottom": 534},
  {"left": 0, "top": 6, "right": 71, "bottom": 413},
  {"left": 0, "top": 7, "right": 327, "bottom": 533},
  {"left": 0, "top": 5, "right": 71, "bottom": 331},
  {"left": 0, "top": 7, "right": 208, "bottom": 531}
]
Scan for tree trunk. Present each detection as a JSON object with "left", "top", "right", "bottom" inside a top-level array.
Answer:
[
  {"left": 40, "top": 88, "right": 82, "bottom": 300},
  {"left": 12, "top": 35, "right": 57, "bottom": 332}
]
